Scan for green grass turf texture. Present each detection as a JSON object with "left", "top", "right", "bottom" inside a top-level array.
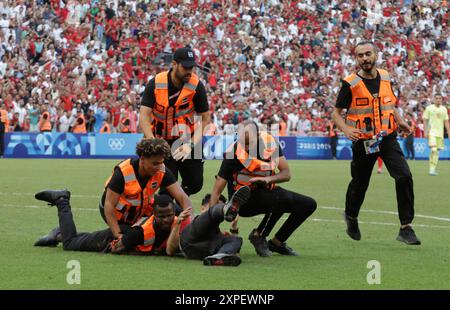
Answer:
[{"left": 0, "top": 158, "right": 449, "bottom": 289}]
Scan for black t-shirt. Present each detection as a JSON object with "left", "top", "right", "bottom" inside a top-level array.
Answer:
[
  {"left": 102, "top": 158, "right": 176, "bottom": 204},
  {"left": 217, "top": 140, "right": 284, "bottom": 198},
  {"left": 141, "top": 70, "right": 209, "bottom": 113},
  {"left": 335, "top": 72, "right": 397, "bottom": 109}
]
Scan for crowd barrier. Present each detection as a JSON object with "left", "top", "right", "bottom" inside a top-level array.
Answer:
[{"left": 3, "top": 132, "right": 450, "bottom": 160}]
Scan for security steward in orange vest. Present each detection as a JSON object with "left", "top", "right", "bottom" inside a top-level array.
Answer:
[
  {"left": 72, "top": 110, "right": 87, "bottom": 133},
  {"left": 0, "top": 103, "right": 8, "bottom": 156},
  {"left": 139, "top": 47, "right": 211, "bottom": 197},
  {"left": 39, "top": 110, "right": 52, "bottom": 132},
  {"left": 327, "top": 119, "right": 338, "bottom": 159},
  {"left": 331, "top": 41, "right": 420, "bottom": 245},
  {"left": 33, "top": 190, "right": 243, "bottom": 266},
  {"left": 208, "top": 121, "right": 317, "bottom": 257},
  {"left": 33, "top": 139, "right": 194, "bottom": 250},
  {"left": 100, "top": 120, "right": 111, "bottom": 133},
  {"left": 99, "top": 138, "right": 193, "bottom": 239},
  {"left": 33, "top": 190, "right": 192, "bottom": 255}
]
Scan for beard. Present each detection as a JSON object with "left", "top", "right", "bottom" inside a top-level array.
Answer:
[
  {"left": 360, "top": 61, "right": 375, "bottom": 72},
  {"left": 176, "top": 68, "right": 192, "bottom": 83}
]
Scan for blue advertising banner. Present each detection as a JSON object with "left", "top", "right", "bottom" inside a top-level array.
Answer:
[
  {"left": 3, "top": 133, "right": 449, "bottom": 160},
  {"left": 4, "top": 132, "right": 141, "bottom": 159},
  {"left": 95, "top": 133, "right": 144, "bottom": 156}
]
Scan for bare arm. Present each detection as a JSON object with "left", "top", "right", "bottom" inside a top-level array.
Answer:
[
  {"left": 208, "top": 176, "right": 228, "bottom": 208},
  {"left": 166, "top": 182, "right": 193, "bottom": 214},
  {"left": 445, "top": 120, "right": 450, "bottom": 139},
  {"left": 138, "top": 105, "right": 155, "bottom": 138},
  {"left": 268, "top": 156, "right": 291, "bottom": 183},
  {"left": 331, "top": 107, "right": 361, "bottom": 141},
  {"left": 394, "top": 108, "right": 411, "bottom": 134},
  {"left": 249, "top": 156, "right": 291, "bottom": 185},
  {"left": 104, "top": 188, "right": 122, "bottom": 238},
  {"left": 166, "top": 209, "right": 190, "bottom": 256},
  {"left": 423, "top": 118, "right": 429, "bottom": 138}
]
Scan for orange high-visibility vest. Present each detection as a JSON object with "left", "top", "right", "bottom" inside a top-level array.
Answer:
[
  {"left": 121, "top": 118, "right": 130, "bottom": 133},
  {"left": 72, "top": 114, "right": 87, "bottom": 133},
  {"left": 279, "top": 121, "right": 287, "bottom": 136},
  {"left": 100, "top": 122, "right": 111, "bottom": 133},
  {"left": 39, "top": 112, "right": 52, "bottom": 131},
  {"left": 344, "top": 69, "right": 397, "bottom": 139},
  {"left": 104, "top": 159, "right": 166, "bottom": 224},
  {"left": 134, "top": 215, "right": 178, "bottom": 253},
  {"left": 328, "top": 121, "right": 336, "bottom": 137},
  {"left": 153, "top": 71, "right": 199, "bottom": 140},
  {"left": 0, "top": 109, "right": 8, "bottom": 133},
  {"left": 233, "top": 131, "right": 278, "bottom": 191}
]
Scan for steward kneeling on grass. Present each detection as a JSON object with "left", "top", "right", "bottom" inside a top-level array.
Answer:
[
  {"left": 33, "top": 187, "right": 251, "bottom": 266},
  {"left": 208, "top": 120, "right": 317, "bottom": 257}
]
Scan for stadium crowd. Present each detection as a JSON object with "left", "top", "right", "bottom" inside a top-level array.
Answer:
[{"left": 0, "top": 0, "right": 449, "bottom": 137}]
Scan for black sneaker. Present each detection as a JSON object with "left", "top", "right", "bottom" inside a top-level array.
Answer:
[
  {"left": 203, "top": 253, "right": 241, "bottom": 266},
  {"left": 34, "top": 227, "right": 61, "bottom": 247},
  {"left": 343, "top": 212, "right": 361, "bottom": 241},
  {"left": 223, "top": 186, "right": 251, "bottom": 222},
  {"left": 248, "top": 229, "right": 272, "bottom": 257},
  {"left": 35, "top": 189, "right": 71, "bottom": 206},
  {"left": 396, "top": 226, "right": 421, "bottom": 245},
  {"left": 268, "top": 240, "right": 299, "bottom": 256}
]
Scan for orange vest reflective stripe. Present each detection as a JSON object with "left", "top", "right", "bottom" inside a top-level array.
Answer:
[
  {"left": 72, "top": 115, "right": 87, "bottom": 133},
  {"left": 233, "top": 132, "right": 278, "bottom": 191},
  {"left": 0, "top": 109, "right": 8, "bottom": 132},
  {"left": 100, "top": 123, "right": 111, "bottom": 133},
  {"left": 39, "top": 112, "right": 52, "bottom": 131},
  {"left": 279, "top": 121, "right": 287, "bottom": 136},
  {"left": 329, "top": 121, "right": 336, "bottom": 137},
  {"left": 0, "top": 109, "right": 7, "bottom": 123},
  {"left": 153, "top": 71, "right": 199, "bottom": 140},
  {"left": 134, "top": 215, "right": 178, "bottom": 253},
  {"left": 344, "top": 69, "right": 397, "bottom": 139},
  {"left": 121, "top": 118, "right": 130, "bottom": 133},
  {"left": 104, "top": 159, "right": 166, "bottom": 224}
]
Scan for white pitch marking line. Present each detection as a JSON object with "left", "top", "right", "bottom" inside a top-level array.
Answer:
[
  {"left": 320, "top": 206, "right": 450, "bottom": 222},
  {"left": 2, "top": 204, "right": 449, "bottom": 229}
]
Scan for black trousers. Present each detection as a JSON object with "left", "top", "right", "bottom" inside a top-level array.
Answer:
[
  {"left": 180, "top": 204, "right": 243, "bottom": 260},
  {"left": 238, "top": 187, "right": 317, "bottom": 242},
  {"left": 330, "top": 135, "right": 338, "bottom": 158},
  {"left": 404, "top": 135, "right": 415, "bottom": 159},
  {"left": 161, "top": 158, "right": 204, "bottom": 196},
  {"left": 56, "top": 199, "right": 130, "bottom": 251},
  {"left": 0, "top": 122, "right": 5, "bottom": 156},
  {"left": 345, "top": 134, "right": 414, "bottom": 225}
]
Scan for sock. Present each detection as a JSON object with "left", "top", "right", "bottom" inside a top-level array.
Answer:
[
  {"left": 377, "top": 157, "right": 383, "bottom": 171},
  {"left": 429, "top": 147, "right": 439, "bottom": 172}
]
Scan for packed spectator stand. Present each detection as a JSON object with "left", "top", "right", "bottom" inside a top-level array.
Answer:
[{"left": 0, "top": 0, "right": 449, "bottom": 138}]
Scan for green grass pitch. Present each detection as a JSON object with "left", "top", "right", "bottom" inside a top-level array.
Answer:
[{"left": 0, "top": 158, "right": 449, "bottom": 289}]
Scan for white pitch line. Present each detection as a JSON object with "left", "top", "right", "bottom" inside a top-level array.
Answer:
[
  {"left": 2, "top": 191, "right": 449, "bottom": 221},
  {"left": 2, "top": 191, "right": 449, "bottom": 222},
  {"left": 2, "top": 204, "right": 449, "bottom": 229},
  {"left": 320, "top": 206, "right": 450, "bottom": 222}
]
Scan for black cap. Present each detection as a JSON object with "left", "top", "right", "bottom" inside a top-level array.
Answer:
[{"left": 173, "top": 47, "right": 196, "bottom": 67}]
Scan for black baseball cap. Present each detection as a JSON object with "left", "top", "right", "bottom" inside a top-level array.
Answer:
[{"left": 173, "top": 47, "right": 196, "bottom": 67}]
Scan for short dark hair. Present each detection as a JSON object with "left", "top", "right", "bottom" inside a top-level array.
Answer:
[
  {"left": 153, "top": 194, "right": 174, "bottom": 211},
  {"left": 135, "top": 138, "right": 171, "bottom": 158},
  {"left": 354, "top": 41, "right": 377, "bottom": 53},
  {"left": 201, "top": 194, "right": 227, "bottom": 206}
]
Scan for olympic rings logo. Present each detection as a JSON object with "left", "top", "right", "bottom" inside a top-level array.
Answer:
[
  {"left": 414, "top": 142, "right": 426, "bottom": 153},
  {"left": 108, "top": 138, "right": 126, "bottom": 151}
]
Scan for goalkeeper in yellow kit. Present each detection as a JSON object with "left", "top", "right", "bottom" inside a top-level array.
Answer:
[{"left": 423, "top": 94, "right": 450, "bottom": 176}]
